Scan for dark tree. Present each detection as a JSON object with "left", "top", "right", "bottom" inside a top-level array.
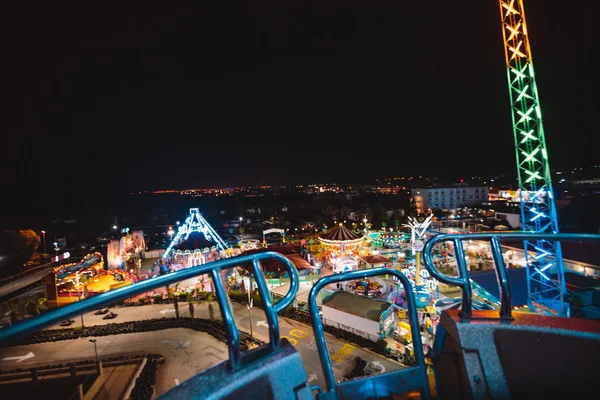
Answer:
[
  {"left": 0, "top": 229, "right": 41, "bottom": 277},
  {"left": 174, "top": 296, "right": 179, "bottom": 318}
]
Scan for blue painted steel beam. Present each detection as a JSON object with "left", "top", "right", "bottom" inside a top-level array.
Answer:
[
  {"left": 211, "top": 266, "right": 242, "bottom": 369},
  {"left": 307, "top": 268, "right": 431, "bottom": 400},
  {"left": 422, "top": 232, "right": 600, "bottom": 318},
  {"left": 251, "top": 258, "right": 281, "bottom": 350},
  {"left": 0, "top": 251, "right": 299, "bottom": 370}
]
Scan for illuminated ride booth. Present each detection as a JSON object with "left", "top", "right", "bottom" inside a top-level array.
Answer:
[
  {"left": 43, "top": 252, "right": 104, "bottom": 307},
  {"left": 318, "top": 224, "right": 364, "bottom": 273},
  {"left": 43, "top": 252, "right": 143, "bottom": 308},
  {"left": 106, "top": 229, "right": 146, "bottom": 272},
  {"left": 330, "top": 256, "right": 357, "bottom": 273}
]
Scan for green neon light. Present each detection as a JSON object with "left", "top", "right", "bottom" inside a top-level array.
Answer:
[
  {"left": 520, "top": 129, "right": 536, "bottom": 143},
  {"left": 511, "top": 66, "right": 527, "bottom": 80},
  {"left": 517, "top": 108, "right": 534, "bottom": 123},
  {"left": 516, "top": 85, "right": 532, "bottom": 102},
  {"left": 535, "top": 105, "right": 542, "bottom": 119},
  {"left": 521, "top": 147, "right": 540, "bottom": 163}
]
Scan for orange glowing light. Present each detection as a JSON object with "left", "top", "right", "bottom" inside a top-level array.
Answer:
[
  {"left": 501, "top": 0, "right": 518, "bottom": 15},
  {"left": 509, "top": 41, "right": 526, "bottom": 60},
  {"left": 505, "top": 23, "right": 522, "bottom": 41}
]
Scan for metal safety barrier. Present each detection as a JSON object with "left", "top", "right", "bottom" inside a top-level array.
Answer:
[
  {"left": 423, "top": 232, "right": 600, "bottom": 399},
  {"left": 422, "top": 232, "right": 600, "bottom": 319},
  {"left": 308, "top": 268, "right": 431, "bottom": 400},
  {"left": 0, "top": 252, "right": 299, "bottom": 373}
]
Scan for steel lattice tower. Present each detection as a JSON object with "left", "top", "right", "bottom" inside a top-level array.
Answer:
[{"left": 498, "top": 0, "right": 568, "bottom": 316}]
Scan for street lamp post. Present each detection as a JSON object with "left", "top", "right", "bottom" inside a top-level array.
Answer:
[
  {"left": 243, "top": 276, "right": 253, "bottom": 337},
  {"left": 41, "top": 230, "right": 47, "bottom": 256},
  {"left": 89, "top": 339, "right": 99, "bottom": 371},
  {"left": 53, "top": 242, "right": 59, "bottom": 264},
  {"left": 239, "top": 217, "right": 243, "bottom": 241},
  {"left": 78, "top": 286, "right": 85, "bottom": 328},
  {"left": 247, "top": 289, "right": 253, "bottom": 338}
]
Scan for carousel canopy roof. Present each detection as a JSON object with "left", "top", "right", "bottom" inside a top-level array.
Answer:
[
  {"left": 176, "top": 231, "right": 216, "bottom": 251},
  {"left": 319, "top": 225, "right": 363, "bottom": 244},
  {"left": 363, "top": 254, "right": 393, "bottom": 264}
]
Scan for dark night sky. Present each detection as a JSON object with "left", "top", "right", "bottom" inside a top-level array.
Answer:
[{"left": 3, "top": 1, "right": 598, "bottom": 206}]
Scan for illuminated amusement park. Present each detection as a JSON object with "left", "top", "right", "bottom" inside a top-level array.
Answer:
[
  {"left": 1, "top": 1, "right": 599, "bottom": 399},
  {"left": 33, "top": 202, "right": 518, "bottom": 364}
]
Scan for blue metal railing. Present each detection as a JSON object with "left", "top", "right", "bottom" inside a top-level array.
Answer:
[
  {"left": 308, "top": 268, "right": 431, "bottom": 400},
  {"left": 0, "top": 252, "right": 299, "bottom": 371},
  {"left": 422, "top": 232, "right": 600, "bottom": 319}
]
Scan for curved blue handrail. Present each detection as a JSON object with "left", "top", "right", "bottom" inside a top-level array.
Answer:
[
  {"left": 308, "top": 269, "right": 431, "bottom": 399},
  {"left": 0, "top": 252, "right": 299, "bottom": 371},
  {"left": 423, "top": 232, "right": 600, "bottom": 318}
]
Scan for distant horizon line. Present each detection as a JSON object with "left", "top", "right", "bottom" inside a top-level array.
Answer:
[{"left": 138, "top": 164, "right": 597, "bottom": 193}]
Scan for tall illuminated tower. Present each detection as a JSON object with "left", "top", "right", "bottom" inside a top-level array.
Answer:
[{"left": 499, "top": 0, "right": 567, "bottom": 316}]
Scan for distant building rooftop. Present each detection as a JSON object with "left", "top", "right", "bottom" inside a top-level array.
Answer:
[{"left": 322, "top": 291, "right": 392, "bottom": 321}]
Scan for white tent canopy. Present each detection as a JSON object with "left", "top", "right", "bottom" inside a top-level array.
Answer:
[{"left": 333, "top": 256, "right": 358, "bottom": 273}]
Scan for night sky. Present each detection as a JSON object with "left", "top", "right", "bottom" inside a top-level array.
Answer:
[{"left": 3, "top": 1, "right": 597, "bottom": 205}]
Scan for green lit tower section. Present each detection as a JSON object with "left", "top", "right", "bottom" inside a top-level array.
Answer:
[{"left": 498, "top": 0, "right": 568, "bottom": 316}]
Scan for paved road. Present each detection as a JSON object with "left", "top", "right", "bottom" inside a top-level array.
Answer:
[
  {"left": 0, "top": 286, "right": 45, "bottom": 323},
  {"left": 0, "top": 269, "right": 49, "bottom": 298},
  {"left": 0, "top": 328, "right": 229, "bottom": 396},
  {"left": 2, "top": 301, "right": 403, "bottom": 393}
]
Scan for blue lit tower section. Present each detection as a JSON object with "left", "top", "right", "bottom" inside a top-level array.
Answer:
[{"left": 163, "top": 208, "right": 229, "bottom": 259}]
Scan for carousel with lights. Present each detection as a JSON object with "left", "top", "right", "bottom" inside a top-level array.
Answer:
[{"left": 317, "top": 223, "right": 365, "bottom": 273}]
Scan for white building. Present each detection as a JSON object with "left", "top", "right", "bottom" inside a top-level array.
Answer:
[
  {"left": 321, "top": 291, "right": 397, "bottom": 342},
  {"left": 494, "top": 211, "right": 522, "bottom": 228},
  {"left": 412, "top": 186, "right": 489, "bottom": 213}
]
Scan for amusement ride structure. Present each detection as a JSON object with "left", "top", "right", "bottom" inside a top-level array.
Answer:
[
  {"left": 498, "top": 0, "right": 567, "bottom": 316},
  {"left": 162, "top": 208, "right": 229, "bottom": 261}
]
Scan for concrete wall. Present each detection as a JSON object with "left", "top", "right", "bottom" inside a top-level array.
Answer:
[
  {"left": 123, "top": 357, "right": 147, "bottom": 400},
  {"left": 82, "top": 362, "right": 104, "bottom": 400}
]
